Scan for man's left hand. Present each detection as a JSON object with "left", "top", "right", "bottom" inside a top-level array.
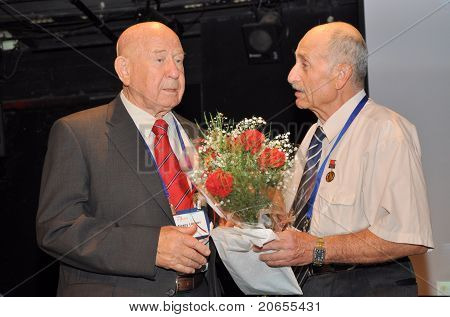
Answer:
[{"left": 254, "top": 228, "right": 316, "bottom": 267}]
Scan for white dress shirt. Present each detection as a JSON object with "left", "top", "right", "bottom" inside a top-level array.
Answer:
[
  {"left": 285, "top": 90, "right": 434, "bottom": 248},
  {"left": 120, "top": 91, "right": 194, "bottom": 170}
]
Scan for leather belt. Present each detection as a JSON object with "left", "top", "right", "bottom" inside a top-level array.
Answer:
[
  {"left": 311, "top": 263, "right": 357, "bottom": 275},
  {"left": 176, "top": 273, "right": 205, "bottom": 293},
  {"left": 311, "top": 256, "right": 410, "bottom": 276}
]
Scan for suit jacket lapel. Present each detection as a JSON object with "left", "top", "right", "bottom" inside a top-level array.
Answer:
[
  {"left": 173, "top": 112, "right": 202, "bottom": 141},
  {"left": 105, "top": 96, "right": 175, "bottom": 225}
]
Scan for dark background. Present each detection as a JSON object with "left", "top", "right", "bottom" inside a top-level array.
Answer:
[{"left": 0, "top": 0, "right": 364, "bottom": 296}]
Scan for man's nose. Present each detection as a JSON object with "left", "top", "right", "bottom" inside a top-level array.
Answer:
[
  {"left": 166, "top": 58, "right": 181, "bottom": 79},
  {"left": 287, "top": 65, "right": 298, "bottom": 84}
]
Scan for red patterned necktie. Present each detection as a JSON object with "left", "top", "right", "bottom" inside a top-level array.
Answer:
[{"left": 152, "top": 119, "right": 194, "bottom": 214}]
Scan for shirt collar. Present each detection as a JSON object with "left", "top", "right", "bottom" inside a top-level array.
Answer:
[
  {"left": 120, "top": 91, "right": 175, "bottom": 137},
  {"left": 319, "top": 89, "right": 366, "bottom": 142}
]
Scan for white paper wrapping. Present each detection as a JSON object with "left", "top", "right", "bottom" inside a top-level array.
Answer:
[{"left": 211, "top": 227, "right": 302, "bottom": 295}]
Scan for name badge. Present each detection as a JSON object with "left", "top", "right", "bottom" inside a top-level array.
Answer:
[{"left": 173, "top": 207, "right": 210, "bottom": 240}]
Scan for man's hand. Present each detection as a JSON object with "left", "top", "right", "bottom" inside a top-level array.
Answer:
[
  {"left": 255, "top": 228, "right": 316, "bottom": 267},
  {"left": 156, "top": 225, "right": 210, "bottom": 274}
]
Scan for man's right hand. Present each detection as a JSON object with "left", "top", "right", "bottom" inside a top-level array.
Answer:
[{"left": 156, "top": 225, "right": 210, "bottom": 274}]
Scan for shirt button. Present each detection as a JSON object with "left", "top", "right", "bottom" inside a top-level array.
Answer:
[{"left": 166, "top": 288, "right": 176, "bottom": 296}]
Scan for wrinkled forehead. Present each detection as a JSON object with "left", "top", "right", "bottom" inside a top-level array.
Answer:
[
  {"left": 295, "top": 30, "right": 330, "bottom": 60},
  {"left": 140, "top": 34, "right": 184, "bottom": 55},
  {"left": 117, "top": 26, "right": 184, "bottom": 57}
]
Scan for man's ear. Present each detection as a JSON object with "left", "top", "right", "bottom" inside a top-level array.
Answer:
[
  {"left": 114, "top": 56, "right": 131, "bottom": 86},
  {"left": 334, "top": 63, "right": 353, "bottom": 90}
]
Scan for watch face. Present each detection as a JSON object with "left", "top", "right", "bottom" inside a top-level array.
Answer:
[{"left": 313, "top": 248, "right": 326, "bottom": 266}]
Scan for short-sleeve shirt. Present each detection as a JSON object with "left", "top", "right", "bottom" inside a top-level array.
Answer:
[{"left": 288, "top": 90, "right": 434, "bottom": 248}]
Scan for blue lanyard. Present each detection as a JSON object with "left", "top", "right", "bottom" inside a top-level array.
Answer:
[
  {"left": 141, "top": 117, "right": 189, "bottom": 200},
  {"left": 173, "top": 117, "right": 187, "bottom": 153},
  {"left": 173, "top": 117, "right": 193, "bottom": 170},
  {"left": 306, "top": 95, "right": 369, "bottom": 219}
]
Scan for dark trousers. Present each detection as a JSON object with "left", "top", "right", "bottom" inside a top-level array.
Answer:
[{"left": 302, "top": 257, "right": 418, "bottom": 296}]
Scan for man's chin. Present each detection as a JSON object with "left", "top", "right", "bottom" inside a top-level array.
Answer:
[
  {"left": 295, "top": 99, "right": 310, "bottom": 110},
  {"left": 160, "top": 96, "right": 182, "bottom": 109}
]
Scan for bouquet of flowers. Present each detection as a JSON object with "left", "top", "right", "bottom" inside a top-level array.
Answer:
[
  {"left": 189, "top": 113, "right": 297, "bottom": 230},
  {"left": 183, "top": 113, "right": 303, "bottom": 295}
]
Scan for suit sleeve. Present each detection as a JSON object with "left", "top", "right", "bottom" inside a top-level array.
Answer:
[{"left": 36, "top": 119, "right": 161, "bottom": 279}]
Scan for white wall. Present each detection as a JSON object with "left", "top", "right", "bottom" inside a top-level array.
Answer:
[{"left": 364, "top": 0, "right": 450, "bottom": 295}]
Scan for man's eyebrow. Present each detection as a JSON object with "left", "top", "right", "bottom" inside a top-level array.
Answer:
[
  {"left": 152, "top": 49, "right": 167, "bottom": 54},
  {"left": 296, "top": 53, "right": 309, "bottom": 62},
  {"left": 151, "top": 49, "right": 185, "bottom": 55}
]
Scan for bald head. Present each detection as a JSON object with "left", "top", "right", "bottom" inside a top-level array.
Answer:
[
  {"left": 288, "top": 22, "right": 367, "bottom": 121},
  {"left": 114, "top": 22, "right": 186, "bottom": 117},
  {"left": 305, "top": 22, "right": 368, "bottom": 87},
  {"left": 306, "top": 22, "right": 362, "bottom": 40},
  {"left": 116, "top": 22, "right": 181, "bottom": 58}
]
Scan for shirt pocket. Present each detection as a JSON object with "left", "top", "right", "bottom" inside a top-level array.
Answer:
[
  {"left": 318, "top": 186, "right": 356, "bottom": 206},
  {"left": 311, "top": 181, "right": 364, "bottom": 237}
]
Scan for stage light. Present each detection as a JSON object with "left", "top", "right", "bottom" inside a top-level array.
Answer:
[{"left": 242, "top": 11, "right": 283, "bottom": 64}]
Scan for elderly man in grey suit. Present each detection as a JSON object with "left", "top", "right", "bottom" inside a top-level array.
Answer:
[{"left": 36, "top": 22, "right": 221, "bottom": 296}]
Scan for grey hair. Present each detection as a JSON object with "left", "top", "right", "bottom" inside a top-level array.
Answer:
[{"left": 328, "top": 29, "right": 368, "bottom": 87}]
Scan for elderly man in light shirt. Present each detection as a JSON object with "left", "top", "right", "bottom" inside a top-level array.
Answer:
[{"left": 257, "top": 22, "right": 433, "bottom": 296}]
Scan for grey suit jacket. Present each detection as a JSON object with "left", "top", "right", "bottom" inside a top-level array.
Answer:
[{"left": 36, "top": 96, "right": 221, "bottom": 296}]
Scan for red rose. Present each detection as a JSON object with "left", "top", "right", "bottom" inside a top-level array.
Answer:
[
  {"left": 205, "top": 169, "right": 233, "bottom": 198},
  {"left": 258, "top": 147, "right": 286, "bottom": 169},
  {"left": 236, "top": 129, "right": 265, "bottom": 154}
]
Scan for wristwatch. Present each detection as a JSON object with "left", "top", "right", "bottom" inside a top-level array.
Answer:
[{"left": 312, "top": 237, "right": 326, "bottom": 266}]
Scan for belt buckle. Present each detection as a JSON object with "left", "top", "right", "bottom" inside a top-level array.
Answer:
[{"left": 176, "top": 275, "right": 195, "bottom": 293}]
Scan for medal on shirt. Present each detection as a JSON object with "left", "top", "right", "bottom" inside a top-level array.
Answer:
[{"left": 326, "top": 160, "right": 336, "bottom": 182}]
